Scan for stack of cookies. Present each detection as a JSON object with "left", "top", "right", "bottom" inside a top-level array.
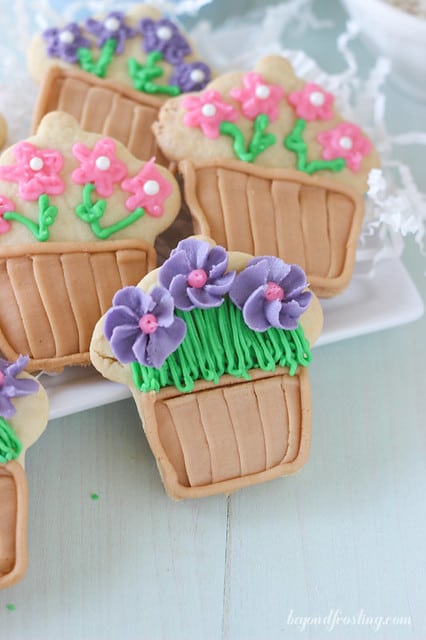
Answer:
[{"left": 0, "top": 4, "right": 379, "bottom": 588}]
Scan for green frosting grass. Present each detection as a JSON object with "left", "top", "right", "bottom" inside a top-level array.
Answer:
[{"left": 131, "top": 297, "right": 311, "bottom": 394}]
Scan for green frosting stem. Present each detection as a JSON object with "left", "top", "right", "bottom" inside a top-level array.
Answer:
[
  {"left": 131, "top": 297, "right": 312, "bottom": 394},
  {"left": 0, "top": 417, "right": 22, "bottom": 464},
  {"left": 77, "top": 38, "right": 117, "bottom": 78},
  {"left": 3, "top": 194, "right": 58, "bottom": 241},
  {"left": 284, "top": 117, "right": 346, "bottom": 174},
  {"left": 220, "top": 114, "right": 276, "bottom": 163},
  {"left": 128, "top": 52, "right": 181, "bottom": 96},
  {"left": 75, "top": 183, "right": 145, "bottom": 239}
]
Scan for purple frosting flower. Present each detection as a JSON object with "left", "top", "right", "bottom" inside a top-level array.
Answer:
[
  {"left": 139, "top": 17, "right": 191, "bottom": 65},
  {"left": 104, "top": 286, "right": 186, "bottom": 369},
  {"left": 158, "top": 238, "right": 235, "bottom": 311},
  {"left": 0, "top": 356, "right": 39, "bottom": 419},
  {"left": 85, "top": 11, "right": 137, "bottom": 55},
  {"left": 230, "top": 257, "right": 312, "bottom": 332},
  {"left": 42, "top": 23, "right": 92, "bottom": 63},
  {"left": 169, "top": 61, "right": 211, "bottom": 92}
]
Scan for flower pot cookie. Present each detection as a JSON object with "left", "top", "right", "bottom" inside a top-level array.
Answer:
[
  {"left": 0, "top": 111, "right": 181, "bottom": 372},
  {"left": 29, "top": 4, "right": 212, "bottom": 164},
  {"left": 91, "top": 236, "right": 323, "bottom": 499},
  {"left": 154, "top": 55, "right": 381, "bottom": 297},
  {"left": 0, "top": 356, "right": 49, "bottom": 589}
]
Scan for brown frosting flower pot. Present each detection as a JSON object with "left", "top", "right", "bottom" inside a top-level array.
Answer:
[
  {"left": 32, "top": 66, "right": 170, "bottom": 165},
  {"left": 0, "top": 113, "right": 181, "bottom": 372},
  {"left": 153, "top": 55, "right": 380, "bottom": 298},
  {"left": 0, "top": 461, "right": 28, "bottom": 589},
  {"left": 91, "top": 236, "right": 323, "bottom": 499},
  {"left": 0, "top": 240, "right": 155, "bottom": 371},
  {"left": 29, "top": 5, "right": 213, "bottom": 165},
  {"left": 0, "top": 359, "right": 49, "bottom": 589},
  {"left": 136, "top": 367, "right": 311, "bottom": 499},
  {"left": 180, "top": 159, "right": 365, "bottom": 298}
]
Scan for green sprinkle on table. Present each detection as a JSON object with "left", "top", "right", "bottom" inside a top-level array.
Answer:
[
  {"left": 6, "top": 604, "right": 16, "bottom": 611},
  {"left": 91, "top": 493, "right": 99, "bottom": 501}
]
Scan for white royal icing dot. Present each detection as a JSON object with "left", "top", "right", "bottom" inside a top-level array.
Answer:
[
  {"left": 190, "top": 69, "right": 205, "bottom": 83},
  {"left": 309, "top": 91, "right": 325, "bottom": 106},
  {"left": 157, "top": 25, "right": 173, "bottom": 40},
  {"left": 201, "top": 103, "right": 217, "bottom": 117},
  {"left": 59, "top": 30, "right": 75, "bottom": 44},
  {"left": 29, "top": 157, "right": 44, "bottom": 171},
  {"left": 95, "top": 156, "right": 111, "bottom": 171},
  {"left": 339, "top": 136, "right": 353, "bottom": 150},
  {"left": 255, "top": 84, "right": 271, "bottom": 99},
  {"left": 143, "top": 180, "right": 160, "bottom": 196},
  {"left": 105, "top": 17, "right": 120, "bottom": 32}
]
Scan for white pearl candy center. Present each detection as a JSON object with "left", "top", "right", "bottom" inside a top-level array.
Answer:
[
  {"left": 309, "top": 91, "right": 325, "bottom": 106},
  {"left": 201, "top": 103, "right": 217, "bottom": 117},
  {"left": 190, "top": 69, "right": 205, "bottom": 83},
  {"left": 143, "top": 180, "right": 160, "bottom": 196},
  {"left": 96, "top": 156, "right": 111, "bottom": 171},
  {"left": 339, "top": 136, "right": 353, "bottom": 150},
  {"left": 105, "top": 17, "right": 120, "bottom": 32},
  {"left": 255, "top": 85, "right": 271, "bottom": 99},
  {"left": 29, "top": 157, "right": 44, "bottom": 171},
  {"left": 157, "top": 26, "right": 173, "bottom": 40},
  {"left": 59, "top": 30, "right": 75, "bottom": 44}
]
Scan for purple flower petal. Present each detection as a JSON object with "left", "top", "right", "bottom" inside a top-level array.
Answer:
[
  {"left": 187, "top": 287, "right": 224, "bottom": 309},
  {"left": 168, "top": 273, "right": 193, "bottom": 311},
  {"left": 278, "top": 300, "right": 306, "bottom": 330},
  {"left": 204, "top": 245, "right": 228, "bottom": 280},
  {"left": 282, "top": 264, "right": 308, "bottom": 297},
  {"left": 264, "top": 299, "right": 286, "bottom": 329},
  {"left": 204, "top": 271, "right": 236, "bottom": 297},
  {"left": 108, "top": 324, "right": 141, "bottom": 363},
  {"left": 249, "top": 255, "right": 291, "bottom": 284},
  {"left": 0, "top": 395, "right": 15, "bottom": 419},
  {"left": 150, "top": 286, "right": 176, "bottom": 327},
  {"left": 3, "top": 377, "right": 39, "bottom": 398},
  {"left": 242, "top": 286, "right": 270, "bottom": 332},
  {"left": 229, "top": 259, "right": 270, "bottom": 309},
  {"left": 143, "top": 318, "right": 187, "bottom": 368},
  {"left": 158, "top": 251, "right": 191, "bottom": 288},
  {"left": 112, "top": 286, "right": 152, "bottom": 317},
  {"left": 172, "top": 238, "right": 211, "bottom": 269},
  {"left": 0, "top": 355, "right": 39, "bottom": 419}
]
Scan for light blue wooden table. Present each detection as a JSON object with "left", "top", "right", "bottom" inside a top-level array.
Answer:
[{"left": 1, "top": 2, "right": 425, "bottom": 638}]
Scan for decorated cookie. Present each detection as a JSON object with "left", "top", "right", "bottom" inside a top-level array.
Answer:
[
  {"left": 91, "top": 236, "right": 323, "bottom": 499},
  {"left": 0, "top": 111, "right": 181, "bottom": 371},
  {"left": 0, "top": 356, "right": 49, "bottom": 589},
  {"left": 29, "top": 4, "right": 212, "bottom": 163},
  {"left": 154, "top": 55, "right": 381, "bottom": 297},
  {"left": 0, "top": 114, "right": 7, "bottom": 149}
]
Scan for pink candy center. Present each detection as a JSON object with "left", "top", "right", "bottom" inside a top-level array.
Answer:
[
  {"left": 0, "top": 371, "right": 4, "bottom": 387},
  {"left": 187, "top": 269, "right": 208, "bottom": 288},
  {"left": 265, "top": 281, "right": 284, "bottom": 302},
  {"left": 138, "top": 313, "right": 158, "bottom": 334}
]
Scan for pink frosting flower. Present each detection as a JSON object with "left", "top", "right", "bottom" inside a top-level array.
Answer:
[
  {"left": 183, "top": 90, "right": 239, "bottom": 139},
  {"left": 121, "top": 158, "right": 173, "bottom": 217},
  {"left": 0, "top": 195, "right": 14, "bottom": 234},
  {"left": 317, "top": 123, "right": 372, "bottom": 172},
  {"left": 0, "top": 142, "right": 64, "bottom": 201},
  {"left": 72, "top": 138, "right": 128, "bottom": 197},
  {"left": 229, "top": 72, "right": 284, "bottom": 122},
  {"left": 288, "top": 82, "right": 334, "bottom": 121}
]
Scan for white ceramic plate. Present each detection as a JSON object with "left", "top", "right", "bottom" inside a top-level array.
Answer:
[{"left": 42, "top": 256, "right": 424, "bottom": 420}]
